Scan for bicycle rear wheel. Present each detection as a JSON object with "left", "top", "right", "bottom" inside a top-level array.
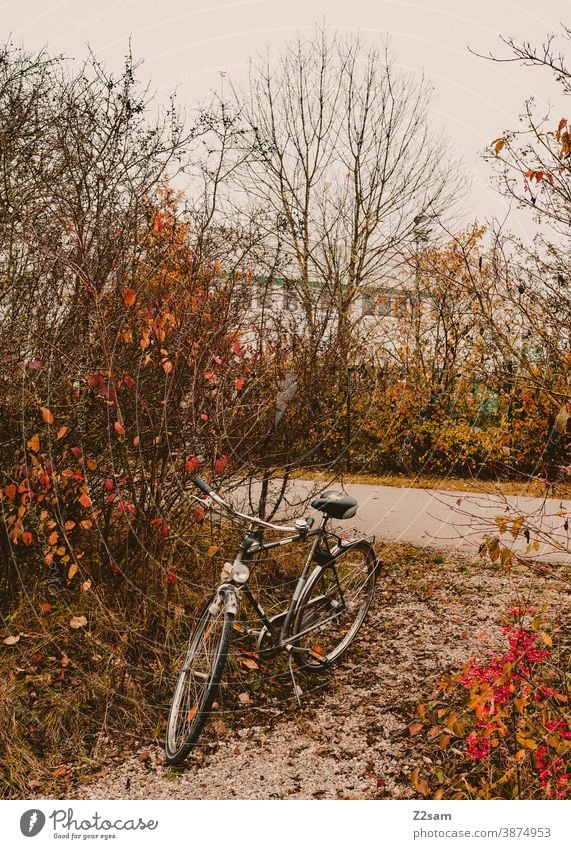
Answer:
[
  {"left": 291, "top": 539, "right": 378, "bottom": 670},
  {"left": 165, "top": 594, "right": 234, "bottom": 765}
]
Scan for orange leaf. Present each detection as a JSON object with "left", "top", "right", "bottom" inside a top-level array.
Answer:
[
  {"left": 240, "top": 657, "right": 259, "bottom": 670},
  {"left": 27, "top": 433, "right": 40, "bottom": 452},
  {"left": 79, "top": 493, "right": 92, "bottom": 509},
  {"left": 408, "top": 722, "right": 423, "bottom": 736},
  {"left": 122, "top": 288, "right": 136, "bottom": 307},
  {"left": 21, "top": 531, "right": 33, "bottom": 545},
  {"left": 114, "top": 421, "right": 125, "bottom": 436},
  {"left": 40, "top": 406, "right": 54, "bottom": 425},
  {"left": 48, "top": 531, "right": 58, "bottom": 545},
  {"left": 235, "top": 377, "right": 245, "bottom": 391},
  {"left": 162, "top": 360, "right": 173, "bottom": 374},
  {"left": 67, "top": 564, "right": 78, "bottom": 580},
  {"left": 56, "top": 425, "right": 69, "bottom": 440},
  {"left": 3, "top": 484, "right": 16, "bottom": 501}
]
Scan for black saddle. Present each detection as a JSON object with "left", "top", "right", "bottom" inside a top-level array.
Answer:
[{"left": 311, "top": 490, "right": 358, "bottom": 520}]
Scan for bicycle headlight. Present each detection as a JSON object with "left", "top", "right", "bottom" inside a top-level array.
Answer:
[{"left": 231, "top": 563, "right": 250, "bottom": 584}]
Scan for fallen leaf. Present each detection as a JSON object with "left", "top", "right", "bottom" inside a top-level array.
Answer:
[
  {"left": 40, "top": 406, "right": 54, "bottom": 424},
  {"left": 240, "top": 657, "right": 259, "bottom": 671},
  {"left": 27, "top": 433, "right": 40, "bottom": 452},
  {"left": 56, "top": 425, "right": 69, "bottom": 440},
  {"left": 3, "top": 634, "right": 20, "bottom": 645},
  {"left": 207, "top": 545, "right": 219, "bottom": 556},
  {"left": 114, "top": 421, "right": 125, "bottom": 436},
  {"left": 408, "top": 721, "right": 423, "bottom": 736},
  {"left": 69, "top": 616, "right": 87, "bottom": 629},
  {"left": 122, "top": 288, "right": 136, "bottom": 307},
  {"left": 67, "top": 564, "right": 78, "bottom": 580},
  {"left": 238, "top": 692, "right": 250, "bottom": 704}
]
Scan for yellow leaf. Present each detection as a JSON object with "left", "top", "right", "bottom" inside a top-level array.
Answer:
[{"left": 540, "top": 632, "right": 553, "bottom": 647}]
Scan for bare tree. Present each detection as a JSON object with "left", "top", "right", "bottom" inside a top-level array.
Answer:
[{"left": 226, "top": 30, "right": 462, "bottom": 362}]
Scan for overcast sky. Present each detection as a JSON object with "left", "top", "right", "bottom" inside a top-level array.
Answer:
[{"left": 3, "top": 0, "right": 570, "bottom": 240}]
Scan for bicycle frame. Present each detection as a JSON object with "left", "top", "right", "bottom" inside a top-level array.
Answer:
[{"left": 221, "top": 512, "right": 347, "bottom": 652}]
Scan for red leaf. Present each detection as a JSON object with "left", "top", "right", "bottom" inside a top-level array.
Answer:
[
  {"left": 200, "top": 413, "right": 209, "bottom": 422},
  {"left": 235, "top": 377, "right": 245, "bottom": 391},
  {"left": 193, "top": 506, "right": 206, "bottom": 523},
  {"left": 70, "top": 447, "right": 82, "bottom": 459},
  {"left": 185, "top": 456, "right": 200, "bottom": 474},
  {"left": 232, "top": 342, "right": 241, "bottom": 355},
  {"left": 21, "top": 531, "right": 33, "bottom": 545},
  {"left": 214, "top": 455, "right": 229, "bottom": 475},
  {"left": 122, "top": 288, "right": 136, "bottom": 307},
  {"left": 104, "top": 479, "right": 115, "bottom": 492}
]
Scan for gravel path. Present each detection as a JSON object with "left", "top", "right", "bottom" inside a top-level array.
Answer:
[{"left": 64, "top": 550, "right": 570, "bottom": 801}]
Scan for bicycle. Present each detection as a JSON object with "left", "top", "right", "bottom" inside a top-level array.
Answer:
[{"left": 165, "top": 474, "right": 382, "bottom": 766}]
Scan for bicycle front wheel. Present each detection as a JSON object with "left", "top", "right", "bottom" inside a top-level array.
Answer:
[
  {"left": 292, "top": 540, "right": 378, "bottom": 670},
  {"left": 165, "top": 595, "right": 234, "bottom": 765}
]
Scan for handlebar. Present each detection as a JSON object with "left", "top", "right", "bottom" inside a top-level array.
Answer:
[
  {"left": 192, "top": 474, "right": 214, "bottom": 496},
  {"left": 190, "top": 475, "right": 308, "bottom": 533}
]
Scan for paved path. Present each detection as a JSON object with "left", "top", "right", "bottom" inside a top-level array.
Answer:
[{"left": 256, "top": 480, "right": 571, "bottom": 564}]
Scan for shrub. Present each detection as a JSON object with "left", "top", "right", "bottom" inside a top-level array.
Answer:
[{"left": 417, "top": 610, "right": 570, "bottom": 799}]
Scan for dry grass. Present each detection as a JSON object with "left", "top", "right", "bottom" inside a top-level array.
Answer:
[{"left": 294, "top": 469, "right": 568, "bottom": 498}]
